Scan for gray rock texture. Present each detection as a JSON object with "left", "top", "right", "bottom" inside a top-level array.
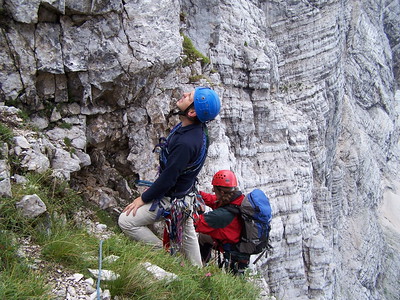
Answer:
[
  {"left": 15, "top": 194, "right": 47, "bottom": 218},
  {"left": 0, "top": 0, "right": 399, "bottom": 299}
]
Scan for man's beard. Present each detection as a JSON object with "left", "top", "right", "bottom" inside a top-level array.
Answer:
[
  {"left": 168, "top": 108, "right": 185, "bottom": 118},
  {"left": 167, "top": 103, "right": 195, "bottom": 122}
]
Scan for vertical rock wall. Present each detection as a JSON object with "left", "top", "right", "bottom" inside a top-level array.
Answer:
[{"left": 182, "top": 0, "right": 400, "bottom": 299}]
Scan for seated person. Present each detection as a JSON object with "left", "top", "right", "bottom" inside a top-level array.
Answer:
[{"left": 194, "top": 170, "right": 250, "bottom": 275}]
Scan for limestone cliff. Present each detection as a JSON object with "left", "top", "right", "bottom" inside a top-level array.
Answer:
[{"left": 0, "top": 0, "right": 399, "bottom": 299}]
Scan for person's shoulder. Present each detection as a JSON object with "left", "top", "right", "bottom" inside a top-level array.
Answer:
[{"left": 231, "top": 193, "right": 245, "bottom": 205}]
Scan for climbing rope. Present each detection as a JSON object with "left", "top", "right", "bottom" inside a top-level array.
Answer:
[{"left": 97, "top": 239, "right": 104, "bottom": 300}]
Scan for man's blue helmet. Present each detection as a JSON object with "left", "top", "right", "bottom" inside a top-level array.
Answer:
[{"left": 193, "top": 87, "right": 221, "bottom": 122}]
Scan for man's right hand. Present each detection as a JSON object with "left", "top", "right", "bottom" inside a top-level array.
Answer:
[{"left": 123, "top": 196, "right": 145, "bottom": 216}]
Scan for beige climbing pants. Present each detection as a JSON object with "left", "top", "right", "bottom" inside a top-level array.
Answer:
[{"left": 118, "top": 194, "right": 202, "bottom": 267}]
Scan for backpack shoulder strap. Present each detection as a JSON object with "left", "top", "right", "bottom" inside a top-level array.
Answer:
[{"left": 225, "top": 204, "right": 240, "bottom": 215}]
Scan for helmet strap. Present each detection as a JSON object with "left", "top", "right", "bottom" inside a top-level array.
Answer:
[
  {"left": 171, "top": 102, "right": 198, "bottom": 122},
  {"left": 182, "top": 102, "right": 195, "bottom": 116}
]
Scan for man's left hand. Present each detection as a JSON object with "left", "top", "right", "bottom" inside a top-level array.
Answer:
[{"left": 123, "top": 196, "right": 145, "bottom": 216}]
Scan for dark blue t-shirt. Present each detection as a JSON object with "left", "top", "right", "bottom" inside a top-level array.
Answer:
[{"left": 141, "top": 123, "right": 207, "bottom": 203}]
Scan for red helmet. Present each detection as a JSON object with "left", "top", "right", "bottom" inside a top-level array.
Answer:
[{"left": 212, "top": 170, "right": 238, "bottom": 187}]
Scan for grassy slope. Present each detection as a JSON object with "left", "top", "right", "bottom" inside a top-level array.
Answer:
[{"left": 0, "top": 172, "right": 262, "bottom": 300}]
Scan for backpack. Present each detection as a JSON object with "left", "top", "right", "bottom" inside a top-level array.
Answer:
[{"left": 226, "top": 189, "right": 272, "bottom": 255}]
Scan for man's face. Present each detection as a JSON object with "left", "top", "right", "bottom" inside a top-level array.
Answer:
[{"left": 176, "top": 90, "right": 195, "bottom": 112}]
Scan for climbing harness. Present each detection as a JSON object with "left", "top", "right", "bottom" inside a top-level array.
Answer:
[
  {"left": 135, "top": 122, "right": 209, "bottom": 256},
  {"left": 153, "top": 122, "right": 209, "bottom": 176},
  {"left": 193, "top": 190, "right": 206, "bottom": 215},
  {"left": 135, "top": 179, "right": 197, "bottom": 255},
  {"left": 164, "top": 195, "right": 193, "bottom": 255}
]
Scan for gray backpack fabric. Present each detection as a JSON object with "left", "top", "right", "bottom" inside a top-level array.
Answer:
[{"left": 226, "top": 189, "right": 272, "bottom": 255}]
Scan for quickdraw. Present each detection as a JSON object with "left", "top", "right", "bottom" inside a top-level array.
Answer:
[{"left": 163, "top": 196, "right": 192, "bottom": 255}]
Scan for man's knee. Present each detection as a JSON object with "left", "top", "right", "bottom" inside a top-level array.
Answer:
[
  {"left": 118, "top": 212, "right": 131, "bottom": 231},
  {"left": 118, "top": 210, "right": 151, "bottom": 231}
]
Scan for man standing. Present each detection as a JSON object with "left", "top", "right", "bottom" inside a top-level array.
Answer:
[{"left": 118, "top": 87, "right": 221, "bottom": 267}]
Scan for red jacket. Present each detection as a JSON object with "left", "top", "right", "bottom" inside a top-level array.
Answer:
[{"left": 194, "top": 191, "right": 245, "bottom": 245}]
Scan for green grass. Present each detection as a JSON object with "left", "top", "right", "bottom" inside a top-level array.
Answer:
[
  {"left": 0, "top": 230, "right": 51, "bottom": 299},
  {"left": 0, "top": 264, "right": 51, "bottom": 300},
  {"left": 59, "top": 122, "right": 72, "bottom": 129},
  {"left": 182, "top": 34, "right": 210, "bottom": 66},
  {"left": 0, "top": 123, "right": 13, "bottom": 145},
  {"left": 40, "top": 229, "right": 98, "bottom": 271},
  {"left": 99, "top": 235, "right": 260, "bottom": 299},
  {"left": 0, "top": 171, "right": 262, "bottom": 299}
]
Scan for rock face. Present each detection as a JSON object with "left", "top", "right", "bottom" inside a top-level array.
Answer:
[{"left": 1, "top": 0, "right": 399, "bottom": 299}]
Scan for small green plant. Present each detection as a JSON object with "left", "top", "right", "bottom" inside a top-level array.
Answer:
[
  {"left": 63, "top": 137, "right": 76, "bottom": 154},
  {"left": 4, "top": 98, "right": 19, "bottom": 107},
  {"left": 64, "top": 137, "right": 72, "bottom": 147},
  {"left": 59, "top": 122, "right": 72, "bottom": 129},
  {"left": 189, "top": 75, "right": 205, "bottom": 83},
  {"left": 0, "top": 123, "right": 13, "bottom": 144},
  {"left": 95, "top": 207, "right": 120, "bottom": 233},
  {"left": 182, "top": 34, "right": 210, "bottom": 66},
  {"left": 3, "top": 100, "right": 30, "bottom": 123},
  {"left": 8, "top": 153, "right": 23, "bottom": 174},
  {"left": 17, "top": 110, "right": 29, "bottom": 122},
  {"left": 43, "top": 100, "right": 56, "bottom": 118},
  {"left": 279, "top": 85, "right": 289, "bottom": 93},
  {"left": 189, "top": 74, "right": 214, "bottom": 86}
]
